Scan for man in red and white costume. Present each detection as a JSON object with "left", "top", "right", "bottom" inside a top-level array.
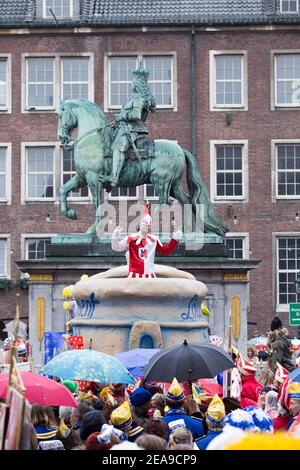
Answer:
[{"left": 112, "top": 201, "right": 182, "bottom": 278}]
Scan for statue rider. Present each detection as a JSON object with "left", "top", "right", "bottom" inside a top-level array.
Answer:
[{"left": 103, "top": 65, "right": 156, "bottom": 187}]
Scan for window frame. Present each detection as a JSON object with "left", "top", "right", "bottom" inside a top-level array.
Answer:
[
  {"left": 0, "top": 55, "right": 11, "bottom": 113},
  {"left": 0, "top": 143, "right": 11, "bottom": 204},
  {"left": 143, "top": 184, "right": 159, "bottom": 201},
  {"left": 43, "top": 0, "right": 73, "bottom": 18},
  {"left": 271, "top": 50, "right": 300, "bottom": 109},
  {"left": 108, "top": 186, "right": 139, "bottom": 201},
  {"left": 210, "top": 139, "right": 249, "bottom": 203},
  {"left": 280, "top": 0, "right": 299, "bottom": 13},
  {"left": 275, "top": 233, "right": 300, "bottom": 311},
  {"left": 209, "top": 51, "right": 248, "bottom": 111},
  {"left": 23, "top": 143, "right": 56, "bottom": 202},
  {"left": 104, "top": 52, "right": 177, "bottom": 112},
  {"left": 22, "top": 53, "right": 94, "bottom": 113},
  {"left": 0, "top": 235, "right": 11, "bottom": 279},
  {"left": 21, "top": 234, "right": 56, "bottom": 260},
  {"left": 224, "top": 233, "right": 250, "bottom": 259},
  {"left": 271, "top": 139, "right": 300, "bottom": 200}
]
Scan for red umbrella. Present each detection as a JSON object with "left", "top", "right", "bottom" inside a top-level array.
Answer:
[{"left": 0, "top": 372, "right": 78, "bottom": 407}]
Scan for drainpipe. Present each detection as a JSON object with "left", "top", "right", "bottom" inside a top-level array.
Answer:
[{"left": 191, "top": 24, "right": 196, "bottom": 156}]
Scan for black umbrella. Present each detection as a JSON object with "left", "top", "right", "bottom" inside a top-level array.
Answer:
[{"left": 143, "top": 339, "right": 235, "bottom": 383}]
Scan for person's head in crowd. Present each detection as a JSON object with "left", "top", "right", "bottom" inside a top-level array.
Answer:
[
  {"left": 171, "top": 443, "right": 194, "bottom": 450},
  {"left": 222, "top": 397, "right": 241, "bottom": 415},
  {"left": 167, "top": 426, "right": 193, "bottom": 450},
  {"left": 144, "top": 382, "right": 164, "bottom": 396},
  {"left": 85, "top": 425, "right": 123, "bottom": 450},
  {"left": 264, "top": 391, "right": 279, "bottom": 418},
  {"left": 57, "top": 419, "right": 82, "bottom": 450},
  {"left": 144, "top": 418, "right": 169, "bottom": 440},
  {"left": 130, "top": 387, "right": 152, "bottom": 417},
  {"left": 92, "top": 398, "right": 105, "bottom": 411},
  {"left": 166, "top": 378, "right": 185, "bottom": 409},
  {"left": 111, "top": 384, "right": 126, "bottom": 406},
  {"left": 235, "top": 352, "right": 257, "bottom": 377},
  {"left": 288, "top": 382, "right": 300, "bottom": 417},
  {"left": 274, "top": 363, "right": 289, "bottom": 390},
  {"left": 205, "top": 395, "right": 226, "bottom": 430},
  {"left": 77, "top": 389, "right": 94, "bottom": 405},
  {"left": 59, "top": 406, "right": 72, "bottom": 426},
  {"left": 79, "top": 410, "right": 107, "bottom": 441},
  {"left": 135, "top": 434, "right": 166, "bottom": 450},
  {"left": 90, "top": 382, "right": 102, "bottom": 397},
  {"left": 70, "top": 402, "right": 92, "bottom": 428},
  {"left": 150, "top": 393, "right": 165, "bottom": 416},
  {"left": 258, "top": 386, "right": 272, "bottom": 409},
  {"left": 258, "top": 369, "right": 275, "bottom": 387},
  {"left": 247, "top": 344, "right": 257, "bottom": 361},
  {"left": 270, "top": 316, "right": 282, "bottom": 332},
  {"left": 110, "top": 401, "right": 133, "bottom": 434},
  {"left": 51, "top": 406, "right": 60, "bottom": 425},
  {"left": 31, "top": 404, "right": 57, "bottom": 429},
  {"left": 183, "top": 395, "right": 202, "bottom": 417}
]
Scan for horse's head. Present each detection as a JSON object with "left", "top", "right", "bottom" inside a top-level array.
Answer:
[{"left": 58, "top": 100, "right": 77, "bottom": 149}]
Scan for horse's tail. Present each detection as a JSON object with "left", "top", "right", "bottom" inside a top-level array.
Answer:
[{"left": 183, "top": 149, "right": 229, "bottom": 236}]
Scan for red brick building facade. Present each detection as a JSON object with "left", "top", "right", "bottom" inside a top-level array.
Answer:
[{"left": 0, "top": 0, "right": 300, "bottom": 338}]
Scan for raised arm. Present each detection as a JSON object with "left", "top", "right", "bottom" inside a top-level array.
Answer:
[
  {"left": 111, "top": 226, "right": 129, "bottom": 252},
  {"left": 155, "top": 230, "right": 182, "bottom": 256}
]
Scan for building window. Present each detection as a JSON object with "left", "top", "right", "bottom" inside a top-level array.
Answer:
[
  {"left": 24, "top": 54, "right": 93, "bottom": 111},
  {"left": 214, "top": 144, "right": 244, "bottom": 199},
  {"left": 224, "top": 237, "right": 245, "bottom": 259},
  {"left": 109, "top": 187, "right": 138, "bottom": 200},
  {"left": 0, "top": 147, "right": 7, "bottom": 200},
  {"left": 275, "top": 54, "right": 300, "bottom": 107},
  {"left": 61, "top": 58, "right": 89, "bottom": 100},
  {"left": 44, "top": 0, "right": 72, "bottom": 18},
  {"left": 26, "top": 57, "right": 55, "bottom": 109},
  {"left": 280, "top": 0, "right": 298, "bottom": 13},
  {"left": 144, "top": 184, "right": 158, "bottom": 200},
  {"left": 26, "top": 147, "right": 54, "bottom": 199},
  {"left": 61, "top": 148, "right": 89, "bottom": 199},
  {"left": 144, "top": 56, "right": 172, "bottom": 107},
  {"left": 25, "top": 238, "right": 51, "bottom": 260},
  {"left": 0, "top": 239, "right": 7, "bottom": 276},
  {"left": 0, "top": 59, "right": 8, "bottom": 109},
  {"left": 277, "top": 237, "right": 300, "bottom": 305},
  {"left": 107, "top": 55, "right": 174, "bottom": 109},
  {"left": 212, "top": 54, "right": 245, "bottom": 109},
  {"left": 276, "top": 144, "right": 300, "bottom": 198}
]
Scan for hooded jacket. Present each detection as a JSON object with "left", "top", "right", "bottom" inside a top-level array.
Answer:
[{"left": 268, "top": 328, "right": 295, "bottom": 372}]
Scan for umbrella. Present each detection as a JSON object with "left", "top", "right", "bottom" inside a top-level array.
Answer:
[
  {"left": 143, "top": 339, "right": 235, "bottom": 383},
  {"left": 40, "top": 349, "right": 135, "bottom": 384},
  {"left": 116, "top": 348, "right": 161, "bottom": 378},
  {"left": 288, "top": 367, "right": 300, "bottom": 382},
  {"left": 0, "top": 372, "right": 78, "bottom": 407}
]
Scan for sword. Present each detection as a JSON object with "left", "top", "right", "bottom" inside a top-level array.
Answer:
[{"left": 123, "top": 123, "right": 147, "bottom": 176}]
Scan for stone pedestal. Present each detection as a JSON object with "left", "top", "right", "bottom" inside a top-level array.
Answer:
[{"left": 16, "top": 234, "right": 260, "bottom": 371}]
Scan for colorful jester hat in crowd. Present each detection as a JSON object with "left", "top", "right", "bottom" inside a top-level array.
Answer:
[
  {"left": 235, "top": 352, "right": 257, "bottom": 376},
  {"left": 288, "top": 381, "right": 300, "bottom": 399},
  {"left": 206, "top": 395, "right": 226, "bottom": 426},
  {"left": 111, "top": 401, "right": 133, "bottom": 431},
  {"left": 167, "top": 378, "right": 185, "bottom": 403},
  {"left": 243, "top": 406, "right": 274, "bottom": 433},
  {"left": 140, "top": 201, "right": 152, "bottom": 227},
  {"left": 275, "top": 362, "right": 289, "bottom": 384}
]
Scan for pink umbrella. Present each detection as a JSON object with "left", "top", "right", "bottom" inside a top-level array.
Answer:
[{"left": 0, "top": 372, "right": 78, "bottom": 407}]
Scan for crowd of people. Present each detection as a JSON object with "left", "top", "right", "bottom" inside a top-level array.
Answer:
[{"left": 2, "top": 315, "right": 300, "bottom": 450}]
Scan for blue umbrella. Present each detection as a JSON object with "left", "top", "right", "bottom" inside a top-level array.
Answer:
[
  {"left": 288, "top": 367, "right": 300, "bottom": 382},
  {"left": 39, "top": 349, "right": 134, "bottom": 384},
  {"left": 116, "top": 348, "right": 160, "bottom": 378}
]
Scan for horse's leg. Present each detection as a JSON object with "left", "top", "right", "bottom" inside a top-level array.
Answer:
[
  {"left": 59, "top": 174, "right": 86, "bottom": 220},
  {"left": 85, "top": 172, "right": 102, "bottom": 235}
]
